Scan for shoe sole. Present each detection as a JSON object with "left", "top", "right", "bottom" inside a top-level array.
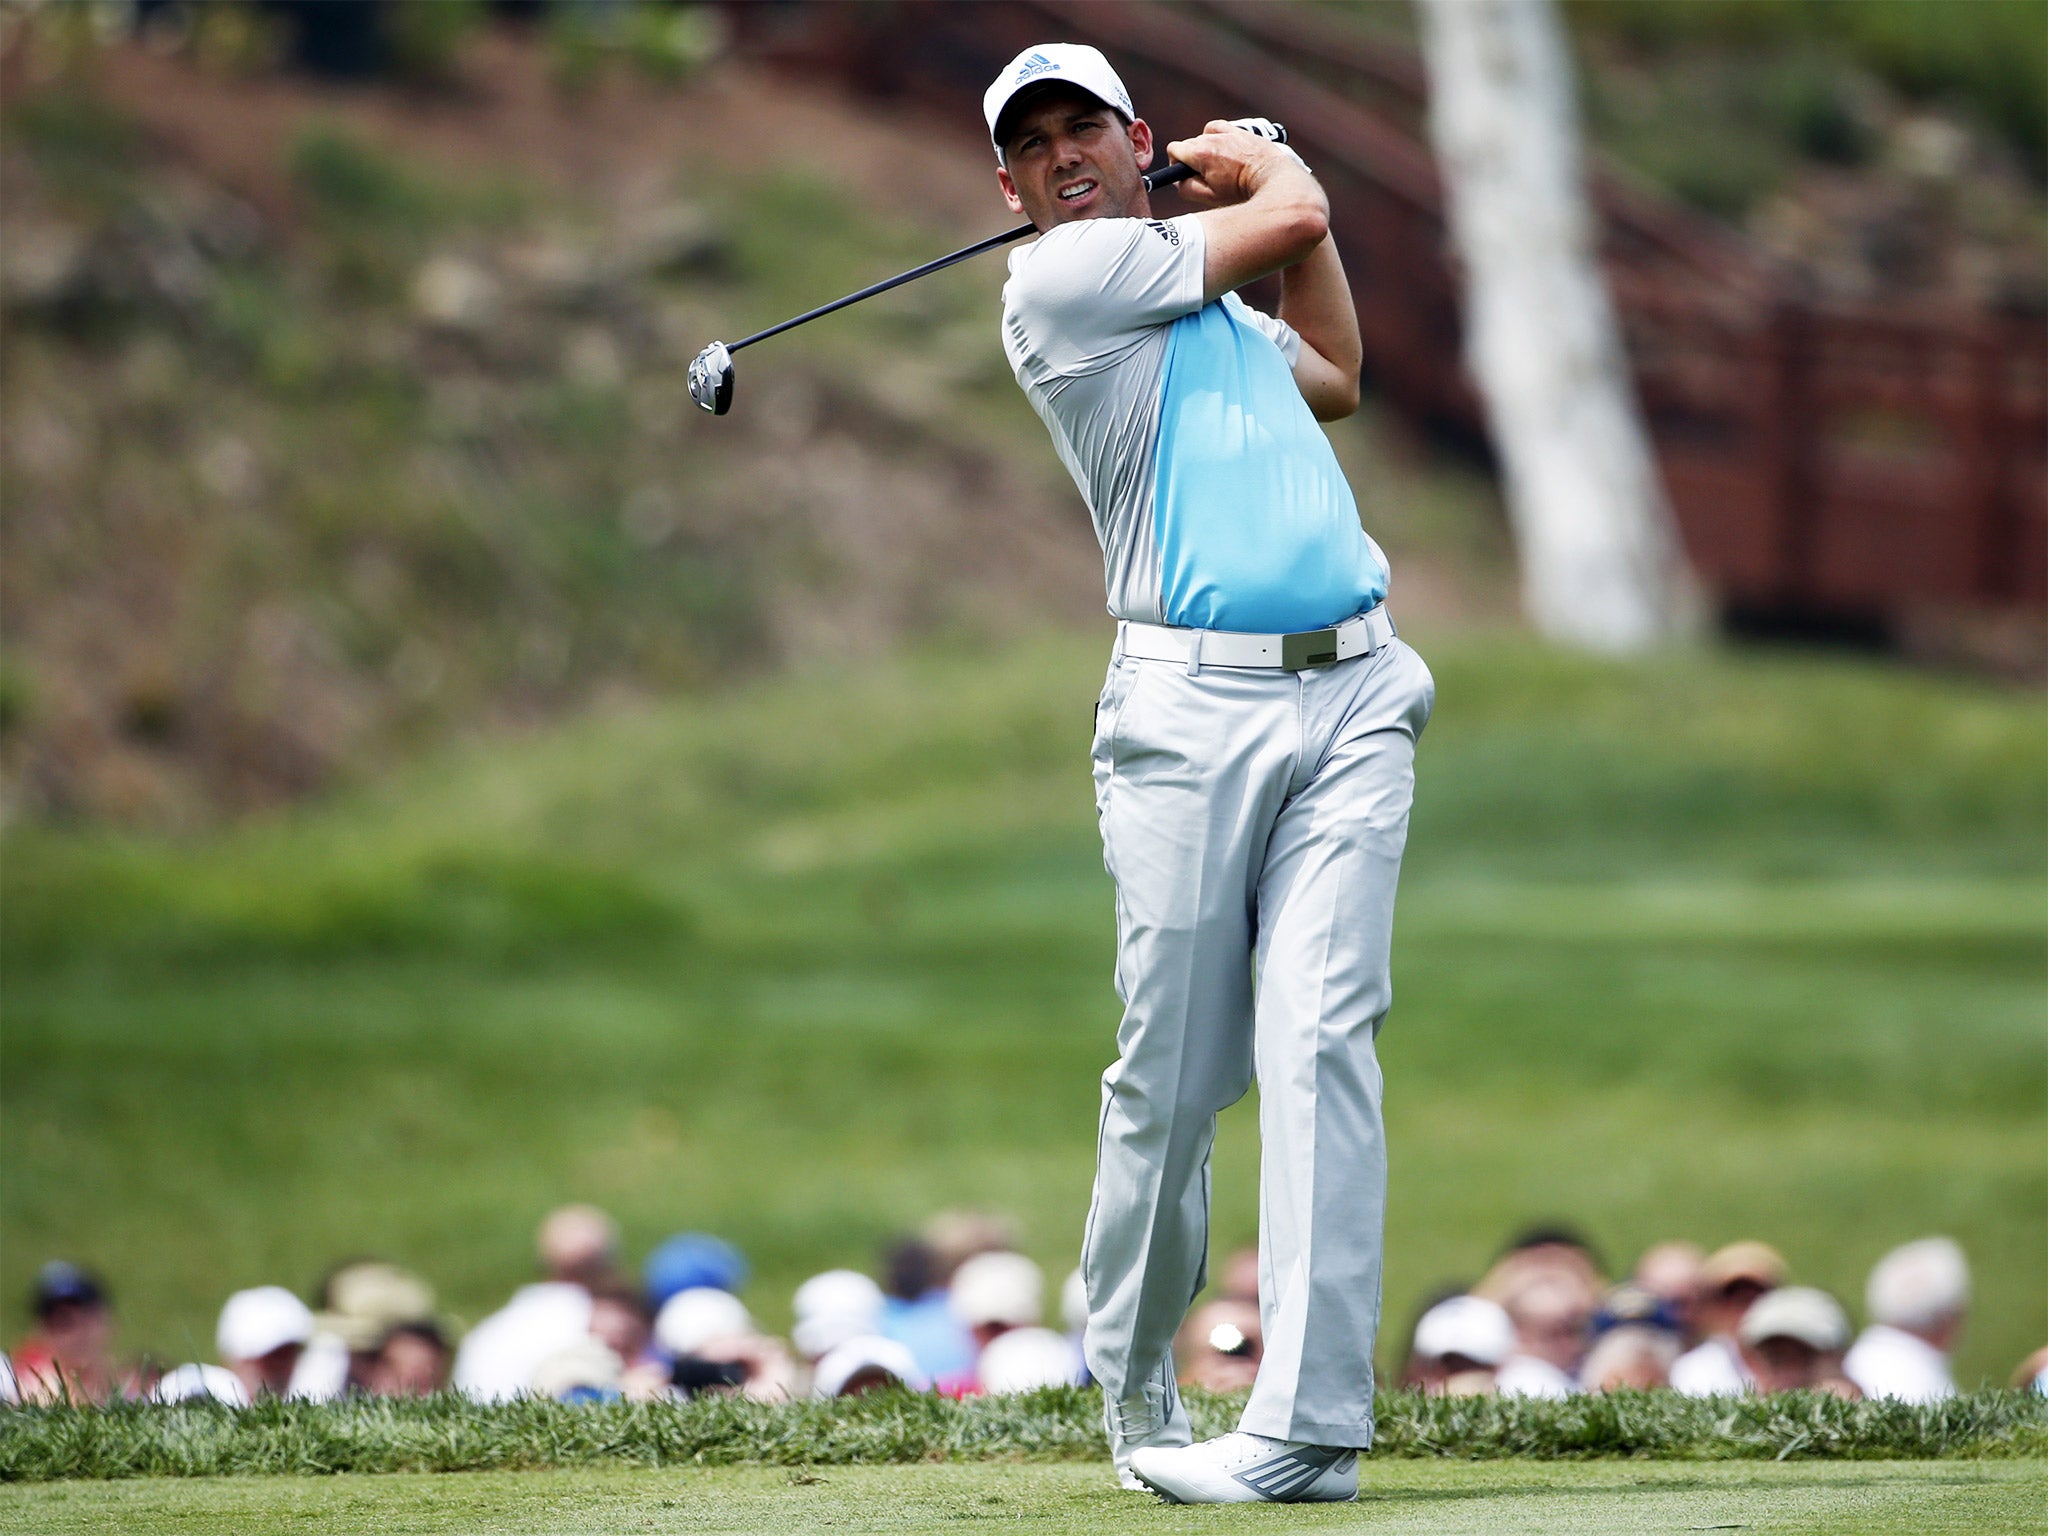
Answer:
[
  {"left": 1130, "top": 1467, "right": 1186, "bottom": 1505},
  {"left": 1131, "top": 1467, "right": 1358, "bottom": 1506}
]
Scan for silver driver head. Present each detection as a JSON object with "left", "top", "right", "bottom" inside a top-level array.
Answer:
[{"left": 688, "top": 341, "right": 734, "bottom": 415}]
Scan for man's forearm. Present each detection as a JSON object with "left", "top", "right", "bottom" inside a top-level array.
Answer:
[{"left": 1278, "top": 235, "right": 1362, "bottom": 384}]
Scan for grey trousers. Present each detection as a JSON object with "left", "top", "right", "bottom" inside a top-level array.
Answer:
[{"left": 1081, "top": 633, "right": 1433, "bottom": 1448}]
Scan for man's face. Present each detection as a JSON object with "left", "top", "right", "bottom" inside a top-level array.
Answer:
[
  {"left": 44, "top": 1301, "right": 111, "bottom": 1355},
  {"left": 255, "top": 1342, "right": 303, "bottom": 1393},
  {"left": 590, "top": 1296, "right": 648, "bottom": 1360},
  {"left": 1747, "top": 1336, "right": 1822, "bottom": 1393},
  {"left": 1701, "top": 1276, "right": 1768, "bottom": 1336},
  {"left": 372, "top": 1332, "right": 448, "bottom": 1397},
  {"left": 996, "top": 86, "right": 1154, "bottom": 229}
]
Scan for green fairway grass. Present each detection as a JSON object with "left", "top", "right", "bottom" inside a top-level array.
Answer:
[
  {"left": 6, "top": 1459, "right": 2047, "bottom": 1535},
  {"left": 6, "top": 1387, "right": 2043, "bottom": 1481},
  {"left": 3, "top": 630, "right": 2043, "bottom": 1383}
]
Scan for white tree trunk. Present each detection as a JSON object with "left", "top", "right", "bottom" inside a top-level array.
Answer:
[{"left": 1417, "top": 0, "right": 1699, "bottom": 651}]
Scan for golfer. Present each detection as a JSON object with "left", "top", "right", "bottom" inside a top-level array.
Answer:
[{"left": 986, "top": 46, "right": 1435, "bottom": 1504}]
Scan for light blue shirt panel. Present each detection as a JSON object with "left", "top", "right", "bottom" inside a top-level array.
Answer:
[
  {"left": 1152, "top": 296, "right": 1386, "bottom": 633},
  {"left": 1001, "top": 216, "right": 1212, "bottom": 624}
]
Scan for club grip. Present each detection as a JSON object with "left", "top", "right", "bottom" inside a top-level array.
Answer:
[{"left": 1143, "top": 121, "right": 1287, "bottom": 192}]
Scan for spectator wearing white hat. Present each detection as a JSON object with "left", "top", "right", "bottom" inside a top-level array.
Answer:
[
  {"left": 654, "top": 1287, "right": 799, "bottom": 1403},
  {"left": 1844, "top": 1238, "right": 1968, "bottom": 1403},
  {"left": 217, "top": 1286, "right": 315, "bottom": 1400},
  {"left": 294, "top": 1260, "right": 444, "bottom": 1401},
  {"left": 792, "top": 1270, "right": 887, "bottom": 1364},
  {"left": 453, "top": 1205, "right": 618, "bottom": 1402},
  {"left": 813, "top": 1335, "right": 929, "bottom": 1398},
  {"left": 1408, "top": 1295, "right": 1514, "bottom": 1397},
  {"left": 1396, "top": 1288, "right": 1463, "bottom": 1392},
  {"left": 1738, "top": 1286, "right": 1856, "bottom": 1397},
  {"left": 941, "top": 1251, "right": 1044, "bottom": 1396},
  {"left": 1671, "top": 1241, "right": 1786, "bottom": 1396},
  {"left": 977, "top": 1327, "right": 1082, "bottom": 1394},
  {"left": 152, "top": 1362, "right": 251, "bottom": 1407},
  {"left": 654, "top": 1286, "right": 754, "bottom": 1358},
  {"left": 531, "top": 1337, "right": 625, "bottom": 1403}
]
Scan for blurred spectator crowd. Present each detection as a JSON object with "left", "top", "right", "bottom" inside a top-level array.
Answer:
[
  {"left": 6, "top": 1210, "right": 2044, "bottom": 1410},
  {"left": 2, "top": 1206, "right": 1091, "bottom": 1409},
  {"left": 1392, "top": 1227, "right": 2045, "bottom": 1406}
]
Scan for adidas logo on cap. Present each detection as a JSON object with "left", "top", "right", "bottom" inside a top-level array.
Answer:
[{"left": 985, "top": 43, "right": 1137, "bottom": 160}]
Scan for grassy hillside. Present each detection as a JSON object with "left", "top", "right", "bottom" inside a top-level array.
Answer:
[
  {"left": 0, "top": 56, "right": 1084, "bottom": 824},
  {"left": 0, "top": 36, "right": 1509, "bottom": 826},
  {"left": 4, "top": 631, "right": 2042, "bottom": 1385}
]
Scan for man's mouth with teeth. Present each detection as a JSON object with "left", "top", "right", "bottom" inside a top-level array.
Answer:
[{"left": 1058, "top": 178, "right": 1098, "bottom": 203}]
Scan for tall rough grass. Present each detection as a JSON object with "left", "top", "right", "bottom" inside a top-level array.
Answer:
[{"left": 3, "top": 1389, "right": 2042, "bottom": 1482}]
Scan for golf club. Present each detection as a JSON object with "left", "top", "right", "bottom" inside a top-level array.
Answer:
[{"left": 688, "top": 123, "right": 1288, "bottom": 416}]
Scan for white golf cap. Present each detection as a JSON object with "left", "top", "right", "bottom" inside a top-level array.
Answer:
[
  {"left": 950, "top": 1250, "right": 1044, "bottom": 1329},
  {"left": 1866, "top": 1238, "right": 1969, "bottom": 1331},
  {"left": 530, "top": 1337, "right": 625, "bottom": 1399},
  {"left": 654, "top": 1286, "right": 753, "bottom": 1356},
  {"left": 976, "top": 1325, "right": 1080, "bottom": 1394},
  {"left": 984, "top": 44, "right": 1135, "bottom": 162},
  {"left": 812, "top": 1333, "right": 928, "bottom": 1397},
  {"left": 153, "top": 1362, "right": 252, "bottom": 1407},
  {"left": 216, "top": 1286, "right": 315, "bottom": 1363},
  {"left": 1738, "top": 1286, "right": 1851, "bottom": 1353},
  {"left": 791, "top": 1269, "right": 886, "bottom": 1361},
  {"left": 1412, "top": 1295, "right": 1514, "bottom": 1368}
]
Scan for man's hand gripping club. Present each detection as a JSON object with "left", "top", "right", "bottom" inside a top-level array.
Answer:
[{"left": 1166, "top": 118, "right": 1361, "bottom": 420}]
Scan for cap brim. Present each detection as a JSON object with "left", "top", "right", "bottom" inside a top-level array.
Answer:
[{"left": 992, "top": 81, "right": 1123, "bottom": 159}]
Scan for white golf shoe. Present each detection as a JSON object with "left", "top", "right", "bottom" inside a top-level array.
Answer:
[
  {"left": 1128, "top": 1431, "right": 1359, "bottom": 1504},
  {"left": 1103, "top": 1359, "right": 1191, "bottom": 1490}
]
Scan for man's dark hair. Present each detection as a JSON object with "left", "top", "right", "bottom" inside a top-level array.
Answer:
[
  {"left": 585, "top": 1277, "right": 648, "bottom": 1318},
  {"left": 32, "top": 1261, "right": 105, "bottom": 1321},
  {"left": 882, "top": 1238, "right": 938, "bottom": 1302},
  {"left": 1502, "top": 1223, "right": 1603, "bottom": 1273}
]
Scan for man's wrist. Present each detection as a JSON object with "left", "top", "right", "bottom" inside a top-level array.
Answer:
[{"left": 1248, "top": 156, "right": 1326, "bottom": 211}]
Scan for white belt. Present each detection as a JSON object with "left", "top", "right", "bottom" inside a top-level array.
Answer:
[{"left": 1116, "top": 605, "right": 1395, "bottom": 672}]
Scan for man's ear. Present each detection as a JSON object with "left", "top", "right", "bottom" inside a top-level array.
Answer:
[
  {"left": 1128, "top": 117, "right": 1155, "bottom": 170},
  {"left": 996, "top": 164, "right": 1025, "bottom": 216}
]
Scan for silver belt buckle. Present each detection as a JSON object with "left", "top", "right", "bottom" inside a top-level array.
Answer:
[{"left": 1281, "top": 626, "right": 1340, "bottom": 670}]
